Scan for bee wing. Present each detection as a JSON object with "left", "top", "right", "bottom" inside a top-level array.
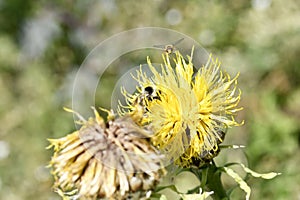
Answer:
[
  {"left": 153, "top": 38, "right": 184, "bottom": 50},
  {"left": 153, "top": 44, "right": 165, "bottom": 49},
  {"left": 173, "top": 38, "right": 184, "bottom": 46}
]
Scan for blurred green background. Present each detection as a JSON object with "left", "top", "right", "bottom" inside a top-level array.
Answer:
[{"left": 0, "top": 0, "right": 299, "bottom": 199}]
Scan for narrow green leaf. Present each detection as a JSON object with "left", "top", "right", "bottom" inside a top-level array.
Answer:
[
  {"left": 240, "top": 164, "right": 281, "bottom": 179},
  {"left": 223, "top": 167, "right": 250, "bottom": 200}
]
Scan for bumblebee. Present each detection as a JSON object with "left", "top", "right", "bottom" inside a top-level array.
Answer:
[{"left": 133, "top": 85, "right": 161, "bottom": 110}]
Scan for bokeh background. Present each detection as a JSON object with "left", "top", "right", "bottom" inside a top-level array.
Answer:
[{"left": 0, "top": 0, "right": 299, "bottom": 199}]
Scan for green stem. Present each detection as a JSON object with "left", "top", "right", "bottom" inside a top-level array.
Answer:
[{"left": 191, "top": 162, "right": 229, "bottom": 200}]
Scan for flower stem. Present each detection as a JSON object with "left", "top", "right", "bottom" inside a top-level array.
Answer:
[{"left": 191, "top": 161, "right": 229, "bottom": 200}]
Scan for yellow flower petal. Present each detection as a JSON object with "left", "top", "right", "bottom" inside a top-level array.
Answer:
[{"left": 120, "top": 49, "right": 243, "bottom": 167}]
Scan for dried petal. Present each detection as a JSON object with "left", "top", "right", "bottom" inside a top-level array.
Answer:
[{"left": 48, "top": 108, "right": 166, "bottom": 199}]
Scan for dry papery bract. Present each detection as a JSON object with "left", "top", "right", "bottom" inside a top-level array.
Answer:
[{"left": 48, "top": 108, "right": 166, "bottom": 200}]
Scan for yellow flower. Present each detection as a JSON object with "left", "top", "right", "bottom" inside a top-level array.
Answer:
[
  {"left": 120, "top": 49, "right": 243, "bottom": 167},
  {"left": 48, "top": 107, "right": 165, "bottom": 200}
]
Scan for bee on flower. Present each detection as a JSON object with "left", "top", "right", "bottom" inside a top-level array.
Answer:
[
  {"left": 119, "top": 48, "right": 243, "bottom": 167},
  {"left": 48, "top": 46, "right": 281, "bottom": 200}
]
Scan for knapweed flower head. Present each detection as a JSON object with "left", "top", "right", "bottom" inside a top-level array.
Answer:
[
  {"left": 120, "top": 48, "right": 243, "bottom": 167},
  {"left": 48, "top": 107, "right": 165, "bottom": 200}
]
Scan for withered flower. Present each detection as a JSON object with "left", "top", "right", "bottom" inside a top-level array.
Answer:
[{"left": 48, "top": 107, "right": 165, "bottom": 200}]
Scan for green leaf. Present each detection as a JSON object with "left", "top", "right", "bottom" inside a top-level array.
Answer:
[
  {"left": 154, "top": 184, "right": 180, "bottom": 193},
  {"left": 159, "top": 194, "right": 168, "bottom": 200},
  {"left": 180, "top": 189, "right": 214, "bottom": 200},
  {"left": 223, "top": 167, "right": 251, "bottom": 200},
  {"left": 240, "top": 164, "right": 281, "bottom": 179}
]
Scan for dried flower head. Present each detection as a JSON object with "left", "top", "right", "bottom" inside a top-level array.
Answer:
[
  {"left": 48, "top": 107, "right": 165, "bottom": 200},
  {"left": 120, "top": 49, "right": 243, "bottom": 167}
]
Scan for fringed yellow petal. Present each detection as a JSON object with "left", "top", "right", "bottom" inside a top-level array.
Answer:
[
  {"left": 120, "top": 49, "right": 243, "bottom": 167},
  {"left": 63, "top": 107, "right": 86, "bottom": 122}
]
